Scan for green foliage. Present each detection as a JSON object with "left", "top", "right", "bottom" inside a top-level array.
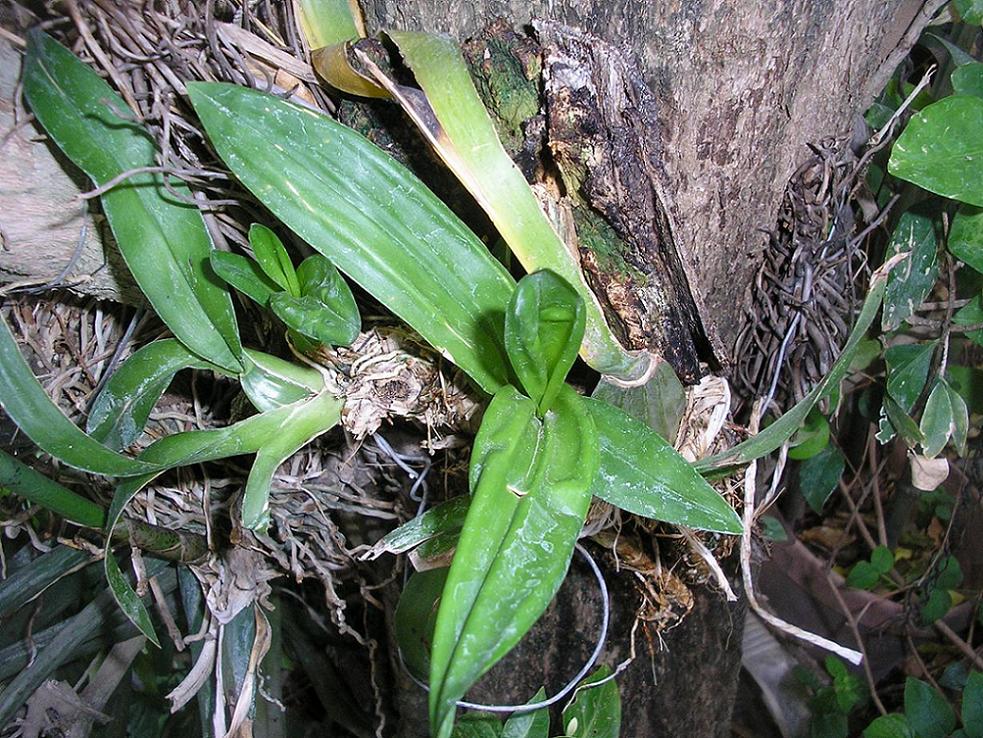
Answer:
[
  {"left": 882, "top": 212, "right": 938, "bottom": 332},
  {"left": 561, "top": 666, "right": 621, "bottom": 738},
  {"left": 803, "top": 657, "right": 867, "bottom": 738},
  {"left": 846, "top": 545, "right": 894, "bottom": 590},
  {"left": 505, "top": 270, "right": 586, "bottom": 415},
  {"left": 952, "top": 63, "right": 983, "bottom": 97},
  {"left": 23, "top": 31, "right": 243, "bottom": 373},
  {"left": 188, "top": 81, "right": 516, "bottom": 394},
  {"left": 889, "top": 96, "right": 983, "bottom": 206},
  {"left": 799, "top": 444, "right": 845, "bottom": 514}
]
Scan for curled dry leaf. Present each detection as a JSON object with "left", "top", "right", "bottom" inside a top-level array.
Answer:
[{"left": 910, "top": 453, "right": 949, "bottom": 491}]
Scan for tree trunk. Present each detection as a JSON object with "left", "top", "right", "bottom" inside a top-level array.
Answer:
[{"left": 351, "top": 2, "right": 941, "bottom": 735}]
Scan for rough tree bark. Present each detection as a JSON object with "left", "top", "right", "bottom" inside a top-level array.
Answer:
[{"left": 350, "top": 2, "right": 941, "bottom": 735}]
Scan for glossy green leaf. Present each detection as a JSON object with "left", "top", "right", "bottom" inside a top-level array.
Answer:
[
  {"left": 452, "top": 717, "right": 505, "bottom": 738},
  {"left": 964, "top": 671, "right": 983, "bottom": 738},
  {"left": 863, "top": 714, "right": 914, "bottom": 738},
  {"left": 241, "top": 391, "right": 342, "bottom": 530},
  {"left": 920, "top": 380, "right": 955, "bottom": 457},
  {"left": 23, "top": 31, "right": 242, "bottom": 372},
  {"left": 189, "top": 82, "right": 514, "bottom": 394},
  {"left": 936, "top": 555, "right": 964, "bottom": 590},
  {"left": 88, "top": 339, "right": 225, "bottom": 450},
  {"left": 250, "top": 223, "right": 300, "bottom": 295},
  {"left": 587, "top": 398, "right": 742, "bottom": 534},
  {"left": 697, "top": 259, "right": 892, "bottom": 472},
  {"left": 0, "top": 450, "right": 104, "bottom": 528},
  {"left": 365, "top": 495, "right": 471, "bottom": 559},
  {"left": 787, "top": 410, "right": 831, "bottom": 461},
  {"left": 502, "top": 689, "right": 549, "bottom": 738},
  {"left": 430, "top": 385, "right": 598, "bottom": 737},
  {"left": 946, "top": 380, "right": 969, "bottom": 455},
  {"left": 948, "top": 206, "right": 983, "bottom": 273},
  {"left": 885, "top": 342, "right": 936, "bottom": 411},
  {"left": 847, "top": 560, "right": 880, "bottom": 590},
  {"left": 506, "top": 271, "right": 585, "bottom": 414},
  {"left": 270, "top": 255, "right": 360, "bottom": 347},
  {"left": 920, "top": 587, "right": 952, "bottom": 625},
  {"left": 879, "top": 393, "right": 924, "bottom": 446},
  {"left": 952, "top": 63, "right": 983, "bottom": 98},
  {"left": 0, "top": 314, "right": 157, "bottom": 477},
  {"left": 381, "top": 31, "right": 650, "bottom": 382},
  {"left": 562, "top": 666, "right": 621, "bottom": 738},
  {"left": 882, "top": 212, "right": 938, "bottom": 331},
  {"left": 904, "top": 678, "right": 955, "bottom": 738},
  {"left": 889, "top": 96, "right": 983, "bottom": 207},
  {"left": 210, "top": 251, "right": 281, "bottom": 308},
  {"left": 871, "top": 545, "right": 894, "bottom": 574},
  {"left": 591, "top": 362, "right": 686, "bottom": 444},
  {"left": 394, "top": 567, "right": 448, "bottom": 680},
  {"left": 955, "top": 0, "right": 983, "bottom": 24},
  {"left": 103, "top": 393, "right": 342, "bottom": 644},
  {"left": 799, "top": 444, "right": 845, "bottom": 514},
  {"left": 954, "top": 294, "right": 983, "bottom": 346},
  {"left": 239, "top": 349, "right": 324, "bottom": 413}
]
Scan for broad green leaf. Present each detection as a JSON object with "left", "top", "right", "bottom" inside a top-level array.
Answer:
[
  {"left": 249, "top": 224, "right": 301, "bottom": 296},
  {"left": 903, "top": 678, "right": 955, "bottom": 738},
  {"left": 364, "top": 495, "right": 471, "bottom": 559},
  {"left": 241, "top": 391, "right": 342, "bottom": 530},
  {"left": 23, "top": 31, "right": 242, "bottom": 372},
  {"left": 697, "top": 258, "right": 893, "bottom": 472},
  {"left": 927, "top": 33, "right": 978, "bottom": 68},
  {"left": 562, "top": 666, "right": 621, "bottom": 738},
  {"left": 88, "top": 339, "right": 225, "bottom": 450},
  {"left": 885, "top": 342, "right": 936, "bottom": 411},
  {"left": 863, "top": 714, "right": 914, "bottom": 738},
  {"left": 591, "top": 362, "right": 686, "bottom": 444},
  {"left": 210, "top": 251, "right": 281, "bottom": 308},
  {"left": 880, "top": 394, "right": 925, "bottom": 446},
  {"left": 270, "top": 255, "right": 360, "bottom": 347},
  {"left": 948, "top": 206, "right": 983, "bottom": 273},
  {"left": 954, "top": 294, "right": 983, "bottom": 346},
  {"left": 103, "top": 394, "right": 342, "bottom": 644},
  {"left": 798, "top": 444, "right": 845, "bottom": 514},
  {"left": 788, "top": 410, "right": 831, "bottom": 461},
  {"left": 947, "top": 365, "right": 983, "bottom": 414},
  {"left": 587, "top": 398, "right": 741, "bottom": 533},
  {"left": 953, "top": 63, "right": 983, "bottom": 98},
  {"left": 964, "top": 671, "right": 983, "bottom": 738},
  {"left": 506, "top": 271, "right": 585, "bottom": 414},
  {"left": 430, "top": 385, "right": 598, "bottom": 737},
  {"left": 882, "top": 213, "right": 938, "bottom": 331},
  {"left": 188, "top": 82, "right": 514, "bottom": 394},
  {"left": 296, "top": 0, "right": 364, "bottom": 48},
  {"left": 502, "top": 689, "right": 549, "bottom": 738},
  {"left": 936, "top": 555, "right": 964, "bottom": 590},
  {"left": 920, "top": 588, "right": 952, "bottom": 625},
  {"left": 452, "top": 717, "right": 505, "bottom": 738},
  {"left": 955, "top": 0, "right": 983, "bottom": 24},
  {"left": 847, "top": 561, "right": 880, "bottom": 590},
  {"left": 946, "top": 380, "right": 969, "bottom": 455},
  {"left": 871, "top": 545, "right": 894, "bottom": 574},
  {"left": 371, "top": 31, "right": 651, "bottom": 382},
  {"left": 239, "top": 349, "right": 324, "bottom": 412},
  {"left": 920, "top": 380, "right": 955, "bottom": 457},
  {"left": 394, "top": 567, "right": 449, "bottom": 680},
  {"left": 0, "top": 314, "right": 157, "bottom": 477},
  {"left": 889, "top": 96, "right": 983, "bottom": 207},
  {"left": 0, "top": 450, "right": 104, "bottom": 528}
]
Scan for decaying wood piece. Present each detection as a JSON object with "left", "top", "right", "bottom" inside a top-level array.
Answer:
[{"left": 539, "top": 23, "right": 711, "bottom": 381}]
